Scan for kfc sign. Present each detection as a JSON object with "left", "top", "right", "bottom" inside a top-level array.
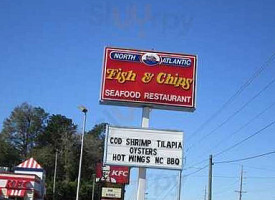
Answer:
[
  {"left": 96, "top": 163, "right": 129, "bottom": 184},
  {"left": 6, "top": 179, "right": 31, "bottom": 189},
  {"left": 100, "top": 47, "right": 197, "bottom": 111}
]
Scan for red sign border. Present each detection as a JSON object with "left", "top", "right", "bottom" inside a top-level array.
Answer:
[{"left": 100, "top": 47, "right": 197, "bottom": 112}]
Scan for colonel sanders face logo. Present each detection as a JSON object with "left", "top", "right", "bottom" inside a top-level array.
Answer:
[
  {"left": 96, "top": 165, "right": 116, "bottom": 183},
  {"left": 102, "top": 165, "right": 111, "bottom": 179}
]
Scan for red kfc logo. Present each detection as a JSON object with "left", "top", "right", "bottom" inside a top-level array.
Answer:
[
  {"left": 6, "top": 180, "right": 31, "bottom": 189},
  {"left": 96, "top": 163, "right": 129, "bottom": 184},
  {"left": 111, "top": 170, "right": 128, "bottom": 177}
]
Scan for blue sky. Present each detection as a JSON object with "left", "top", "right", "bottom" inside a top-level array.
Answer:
[{"left": 1, "top": 0, "right": 275, "bottom": 199}]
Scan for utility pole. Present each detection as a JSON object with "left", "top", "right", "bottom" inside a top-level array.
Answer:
[
  {"left": 91, "top": 174, "right": 95, "bottom": 200},
  {"left": 53, "top": 151, "right": 58, "bottom": 200},
  {"left": 204, "top": 186, "right": 207, "bottom": 200},
  {"left": 235, "top": 166, "right": 246, "bottom": 200},
  {"left": 208, "top": 155, "right": 213, "bottom": 200}
]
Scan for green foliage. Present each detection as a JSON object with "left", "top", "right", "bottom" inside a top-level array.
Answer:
[
  {"left": 82, "top": 124, "right": 105, "bottom": 181},
  {"left": 87, "top": 123, "right": 107, "bottom": 139},
  {"left": 37, "top": 114, "right": 79, "bottom": 182},
  {"left": 37, "top": 114, "right": 77, "bottom": 150},
  {"left": 31, "top": 145, "right": 55, "bottom": 182},
  {"left": 0, "top": 134, "right": 20, "bottom": 167},
  {"left": 1, "top": 102, "right": 48, "bottom": 158},
  {"left": 0, "top": 103, "right": 106, "bottom": 199},
  {"left": 45, "top": 180, "right": 101, "bottom": 200}
]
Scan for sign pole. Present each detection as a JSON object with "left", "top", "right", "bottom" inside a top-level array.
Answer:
[
  {"left": 177, "top": 170, "right": 182, "bottom": 200},
  {"left": 137, "top": 107, "right": 150, "bottom": 200}
]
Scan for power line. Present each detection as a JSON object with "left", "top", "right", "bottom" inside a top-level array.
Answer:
[
  {"left": 160, "top": 182, "right": 178, "bottom": 200},
  {"left": 147, "top": 175, "right": 177, "bottom": 182},
  {"left": 213, "top": 179, "right": 239, "bottom": 196},
  {"left": 243, "top": 165, "right": 275, "bottom": 172},
  {"left": 183, "top": 165, "right": 208, "bottom": 177},
  {"left": 187, "top": 175, "right": 275, "bottom": 179},
  {"left": 191, "top": 175, "right": 239, "bottom": 179},
  {"left": 187, "top": 77, "right": 275, "bottom": 153},
  {"left": 215, "top": 150, "right": 275, "bottom": 164},
  {"left": 187, "top": 52, "right": 275, "bottom": 144},
  {"left": 246, "top": 176, "right": 275, "bottom": 179},
  {"left": 214, "top": 120, "right": 275, "bottom": 157},
  {"left": 128, "top": 174, "right": 178, "bottom": 183},
  {"left": 183, "top": 158, "right": 209, "bottom": 171},
  {"left": 208, "top": 101, "right": 275, "bottom": 153},
  {"left": 195, "top": 117, "right": 274, "bottom": 163}
]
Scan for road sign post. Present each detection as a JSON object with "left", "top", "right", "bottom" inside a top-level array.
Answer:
[
  {"left": 137, "top": 107, "right": 150, "bottom": 200},
  {"left": 100, "top": 47, "right": 197, "bottom": 200}
]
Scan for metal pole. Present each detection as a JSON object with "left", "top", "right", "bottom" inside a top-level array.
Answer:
[
  {"left": 204, "top": 186, "right": 207, "bottom": 200},
  {"left": 91, "top": 174, "right": 95, "bottom": 200},
  {"left": 236, "top": 165, "right": 244, "bottom": 200},
  {"left": 137, "top": 107, "right": 150, "bottom": 200},
  {"left": 76, "top": 108, "right": 87, "bottom": 200},
  {"left": 177, "top": 170, "right": 182, "bottom": 200},
  {"left": 53, "top": 151, "right": 58, "bottom": 200},
  {"left": 239, "top": 166, "right": 243, "bottom": 200},
  {"left": 208, "top": 155, "right": 213, "bottom": 200}
]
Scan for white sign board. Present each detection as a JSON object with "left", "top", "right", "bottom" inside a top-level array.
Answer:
[
  {"left": 101, "top": 187, "right": 122, "bottom": 198},
  {"left": 104, "top": 126, "right": 183, "bottom": 170}
]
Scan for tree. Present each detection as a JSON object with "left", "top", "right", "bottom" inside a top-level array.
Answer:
[
  {"left": 37, "top": 114, "right": 77, "bottom": 150},
  {"left": 81, "top": 123, "right": 106, "bottom": 180},
  {"left": 1, "top": 103, "right": 106, "bottom": 199},
  {"left": 0, "top": 134, "right": 20, "bottom": 167},
  {"left": 1, "top": 103, "right": 48, "bottom": 158},
  {"left": 35, "top": 114, "right": 79, "bottom": 182}
]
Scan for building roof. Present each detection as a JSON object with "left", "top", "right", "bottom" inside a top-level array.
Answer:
[{"left": 16, "top": 158, "right": 42, "bottom": 169}]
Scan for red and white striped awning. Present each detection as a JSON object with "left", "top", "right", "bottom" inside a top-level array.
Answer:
[
  {"left": 17, "top": 157, "right": 42, "bottom": 169},
  {"left": 7, "top": 189, "right": 26, "bottom": 197}
]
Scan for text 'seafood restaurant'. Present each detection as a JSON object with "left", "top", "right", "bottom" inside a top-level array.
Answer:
[
  {"left": 99, "top": 47, "right": 197, "bottom": 200},
  {"left": 100, "top": 47, "right": 197, "bottom": 112}
]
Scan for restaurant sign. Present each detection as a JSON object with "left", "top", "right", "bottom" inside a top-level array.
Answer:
[
  {"left": 101, "top": 187, "right": 122, "bottom": 198},
  {"left": 100, "top": 47, "right": 197, "bottom": 111},
  {"left": 103, "top": 125, "right": 183, "bottom": 170},
  {"left": 96, "top": 163, "right": 129, "bottom": 184}
]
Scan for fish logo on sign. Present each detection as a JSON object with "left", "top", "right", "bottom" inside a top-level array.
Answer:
[{"left": 142, "top": 53, "right": 161, "bottom": 66}]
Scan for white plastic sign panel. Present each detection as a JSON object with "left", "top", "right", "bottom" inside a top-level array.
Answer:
[
  {"left": 101, "top": 187, "right": 122, "bottom": 198},
  {"left": 104, "top": 125, "right": 183, "bottom": 170}
]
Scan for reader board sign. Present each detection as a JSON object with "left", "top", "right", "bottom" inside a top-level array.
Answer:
[
  {"left": 96, "top": 163, "right": 129, "bottom": 184},
  {"left": 104, "top": 125, "right": 183, "bottom": 170},
  {"left": 100, "top": 47, "right": 197, "bottom": 112},
  {"left": 101, "top": 187, "right": 122, "bottom": 198}
]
